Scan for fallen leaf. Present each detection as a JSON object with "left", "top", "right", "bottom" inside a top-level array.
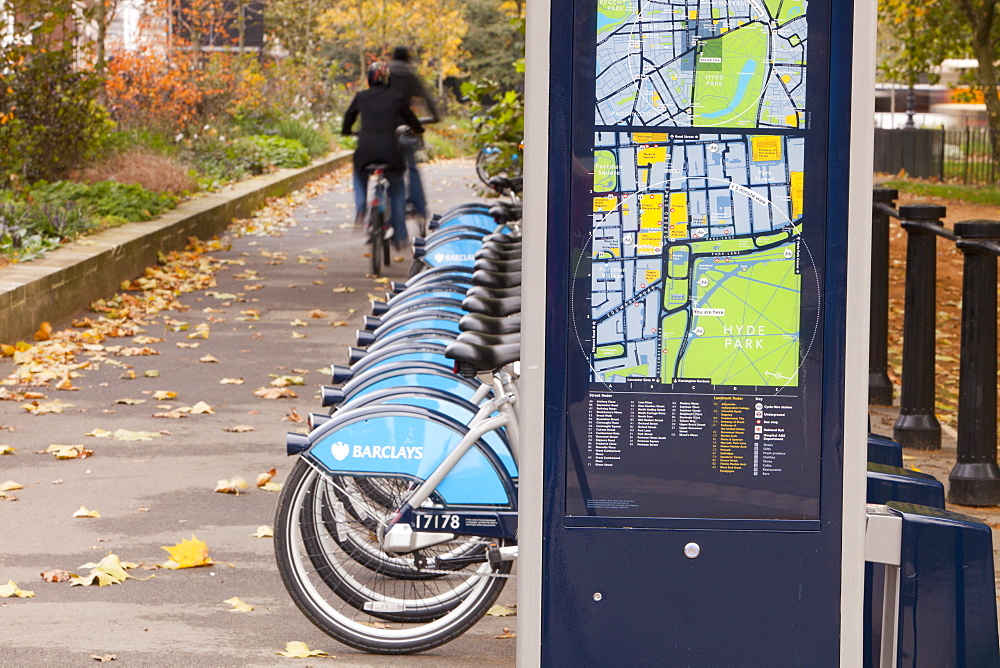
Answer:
[
  {"left": 495, "top": 627, "right": 516, "bottom": 639},
  {"left": 251, "top": 525, "right": 273, "bottom": 538},
  {"left": 199, "top": 355, "right": 219, "bottom": 363},
  {"left": 160, "top": 535, "right": 225, "bottom": 569},
  {"left": 40, "top": 569, "right": 71, "bottom": 582},
  {"left": 152, "top": 390, "right": 177, "bottom": 400},
  {"left": 289, "top": 319, "right": 308, "bottom": 327},
  {"left": 309, "top": 309, "right": 327, "bottom": 319},
  {"left": 372, "top": 277, "right": 390, "bottom": 285},
  {"left": 153, "top": 411, "right": 188, "bottom": 419},
  {"left": 283, "top": 408, "right": 303, "bottom": 423},
  {"left": 176, "top": 342, "right": 200, "bottom": 349},
  {"left": 112, "top": 429, "right": 162, "bottom": 442},
  {"left": 291, "top": 332, "right": 307, "bottom": 339},
  {"left": 486, "top": 604, "right": 516, "bottom": 617},
  {"left": 90, "top": 654, "right": 116, "bottom": 662},
  {"left": 115, "top": 398, "right": 146, "bottom": 405},
  {"left": 219, "top": 377, "right": 245, "bottom": 385},
  {"left": 0, "top": 446, "right": 15, "bottom": 455},
  {"left": 70, "top": 554, "right": 142, "bottom": 587},
  {"left": 33, "top": 322, "right": 53, "bottom": 341},
  {"left": 73, "top": 506, "right": 101, "bottom": 518},
  {"left": 0, "top": 481, "right": 23, "bottom": 491},
  {"left": 0, "top": 580, "right": 34, "bottom": 598},
  {"left": 21, "top": 399, "right": 74, "bottom": 414},
  {"left": 224, "top": 596, "right": 254, "bottom": 613},
  {"left": 269, "top": 375, "right": 304, "bottom": 387},
  {"left": 189, "top": 401, "right": 214, "bottom": 414},
  {"left": 275, "top": 641, "right": 329, "bottom": 658},
  {"left": 224, "top": 425, "right": 254, "bottom": 433},
  {"left": 260, "top": 482, "right": 282, "bottom": 492},
  {"left": 215, "top": 477, "right": 249, "bottom": 495},
  {"left": 49, "top": 445, "right": 93, "bottom": 459},
  {"left": 330, "top": 321, "right": 350, "bottom": 327},
  {"left": 331, "top": 286, "right": 355, "bottom": 293},
  {"left": 144, "top": 370, "right": 160, "bottom": 378},
  {"left": 256, "top": 468, "right": 277, "bottom": 487},
  {"left": 254, "top": 387, "right": 297, "bottom": 399}
]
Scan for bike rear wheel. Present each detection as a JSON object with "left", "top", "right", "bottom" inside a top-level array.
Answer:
[{"left": 275, "top": 459, "right": 511, "bottom": 654}]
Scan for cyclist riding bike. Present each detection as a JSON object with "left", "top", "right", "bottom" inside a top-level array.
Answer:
[
  {"left": 389, "top": 46, "right": 440, "bottom": 229},
  {"left": 342, "top": 62, "right": 425, "bottom": 248}
]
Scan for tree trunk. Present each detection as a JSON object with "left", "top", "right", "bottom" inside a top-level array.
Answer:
[{"left": 958, "top": 0, "right": 1000, "bottom": 169}]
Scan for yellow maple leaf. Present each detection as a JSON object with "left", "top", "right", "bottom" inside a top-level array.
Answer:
[
  {"left": 224, "top": 596, "right": 254, "bottom": 613},
  {"left": 33, "top": 321, "right": 53, "bottom": 341},
  {"left": 215, "top": 477, "right": 249, "bottom": 495},
  {"left": 152, "top": 390, "right": 177, "bottom": 400},
  {"left": 255, "top": 468, "right": 277, "bottom": 487},
  {"left": 112, "top": 429, "right": 161, "bottom": 441},
  {"left": 0, "top": 481, "right": 23, "bottom": 491},
  {"left": 73, "top": 506, "right": 101, "bottom": 518},
  {"left": 250, "top": 525, "right": 273, "bottom": 538},
  {"left": 0, "top": 580, "right": 35, "bottom": 598},
  {"left": 69, "top": 554, "right": 149, "bottom": 587},
  {"left": 160, "top": 535, "right": 219, "bottom": 569},
  {"left": 275, "top": 641, "right": 329, "bottom": 658},
  {"left": 0, "top": 445, "right": 15, "bottom": 455},
  {"left": 189, "top": 401, "right": 214, "bottom": 414}
]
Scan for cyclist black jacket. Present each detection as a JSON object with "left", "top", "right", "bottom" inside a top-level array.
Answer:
[
  {"left": 341, "top": 87, "right": 424, "bottom": 172},
  {"left": 389, "top": 59, "right": 441, "bottom": 123}
]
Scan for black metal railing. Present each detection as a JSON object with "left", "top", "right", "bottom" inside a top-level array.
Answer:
[
  {"left": 869, "top": 189, "right": 1000, "bottom": 505},
  {"left": 874, "top": 127, "right": 1000, "bottom": 185}
]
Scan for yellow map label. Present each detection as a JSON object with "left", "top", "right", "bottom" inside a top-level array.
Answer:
[
  {"left": 644, "top": 269, "right": 661, "bottom": 283},
  {"left": 669, "top": 223, "right": 689, "bottom": 239},
  {"left": 593, "top": 196, "right": 617, "bottom": 212},
  {"left": 639, "top": 193, "right": 664, "bottom": 228},
  {"left": 638, "top": 146, "right": 667, "bottom": 165},
  {"left": 637, "top": 232, "right": 663, "bottom": 255},
  {"left": 668, "top": 192, "right": 688, "bottom": 224},
  {"left": 634, "top": 132, "right": 668, "bottom": 143},
  {"left": 790, "top": 171, "right": 804, "bottom": 219},
  {"left": 751, "top": 135, "right": 782, "bottom": 162}
]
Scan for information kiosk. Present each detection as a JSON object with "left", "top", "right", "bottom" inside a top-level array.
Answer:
[{"left": 518, "top": 0, "right": 877, "bottom": 663}]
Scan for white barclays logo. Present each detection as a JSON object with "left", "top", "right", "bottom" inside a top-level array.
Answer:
[
  {"left": 433, "top": 252, "right": 473, "bottom": 264},
  {"left": 329, "top": 441, "right": 423, "bottom": 461}
]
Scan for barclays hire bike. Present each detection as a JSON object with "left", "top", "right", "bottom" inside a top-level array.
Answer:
[{"left": 363, "top": 163, "right": 394, "bottom": 276}]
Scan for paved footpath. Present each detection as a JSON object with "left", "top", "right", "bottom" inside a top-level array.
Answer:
[{"left": 0, "top": 159, "right": 516, "bottom": 666}]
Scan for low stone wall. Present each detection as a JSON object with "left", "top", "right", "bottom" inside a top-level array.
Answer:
[{"left": 0, "top": 152, "right": 352, "bottom": 344}]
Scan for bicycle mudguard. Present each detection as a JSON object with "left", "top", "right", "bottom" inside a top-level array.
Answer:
[
  {"left": 372, "top": 308, "right": 463, "bottom": 333},
  {"left": 346, "top": 350, "right": 453, "bottom": 382},
  {"left": 363, "top": 328, "right": 459, "bottom": 354},
  {"left": 386, "top": 289, "right": 468, "bottom": 309},
  {"left": 343, "top": 387, "right": 516, "bottom": 478},
  {"left": 301, "top": 405, "right": 516, "bottom": 508},
  {"left": 340, "top": 370, "right": 483, "bottom": 408},
  {"left": 372, "top": 319, "right": 463, "bottom": 346}
]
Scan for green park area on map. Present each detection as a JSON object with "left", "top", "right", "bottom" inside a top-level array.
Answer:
[{"left": 693, "top": 24, "right": 769, "bottom": 127}]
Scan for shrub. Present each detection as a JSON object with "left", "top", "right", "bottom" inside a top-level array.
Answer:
[
  {"left": 29, "top": 181, "right": 178, "bottom": 223},
  {"left": 249, "top": 135, "right": 311, "bottom": 169},
  {"left": 273, "top": 118, "right": 331, "bottom": 158},
  {"left": 183, "top": 134, "right": 269, "bottom": 185},
  {"left": 0, "top": 49, "right": 112, "bottom": 184},
  {"left": 78, "top": 150, "right": 197, "bottom": 196},
  {"left": 0, "top": 199, "right": 93, "bottom": 263}
]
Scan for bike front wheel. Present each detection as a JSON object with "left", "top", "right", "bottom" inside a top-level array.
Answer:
[{"left": 275, "top": 459, "right": 511, "bottom": 654}]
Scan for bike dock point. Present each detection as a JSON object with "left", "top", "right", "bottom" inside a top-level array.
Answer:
[{"left": 517, "top": 0, "right": 1000, "bottom": 665}]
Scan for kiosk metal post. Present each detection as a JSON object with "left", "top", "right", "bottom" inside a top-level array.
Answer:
[{"left": 519, "top": 0, "right": 876, "bottom": 663}]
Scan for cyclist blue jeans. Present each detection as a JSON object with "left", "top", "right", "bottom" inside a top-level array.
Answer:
[
  {"left": 353, "top": 166, "right": 408, "bottom": 242},
  {"left": 399, "top": 142, "right": 427, "bottom": 218}
]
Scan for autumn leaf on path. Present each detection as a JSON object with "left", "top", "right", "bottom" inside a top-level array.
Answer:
[
  {"left": 153, "top": 411, "right": 188, "bottom": 419},
  {"left": 188, "top": 401, "right": 214, "bottom": 415},
  {"left": 254, "top": 387, "right": 297, "bottom": 399},
  {"left": 215, "top": 477, "right": 249, "bottom": 495},
  {"left": 494, "top": 627, "right": 516, "bottom": 639},
  {"left": 224, "top": 425, "right": 254, "bottom": 433},
  {"left": 88, "top": 429, "right": 162, "bottom": 442},
  {"left": 40, "top": 569, "right": 71, "bottom": 583},
  {"left": 486, "top": 604, "right": 516, "bottom": 617},
  {"left": 289, "top": 319, "right": 308, "bottom": 327},
  {"left": 143, "top": 370, "right": 159, "bottom": 378},
  {"left": 0, "top": 481, "right": 24, "bottom": 491},
  {"left": 219, "top": 377, "right": 245, "bottom": 385},
  {"left": 275, "top": 642, "right": 330, "bottom": 658},
  {"left": 309, "top": 309, "right": 327, "bottom": 319},
  {"left": 90, "top": 654, "right": 116, "bottom": 662},
  {"left": 115, "top": 398, "right": 146, "bottom": 405},
  {"left": 160, "top": 535, "right": 230, "bottom": 569},
  {"left": 0, "top": 445, "right": 15, "bottom": 455},
  {"left": 152, "top": 390, "right": 177, "bottom": 400},
  {"left": 70, "top": 554, "right": 149, "bottom": 587},
  {"left": 331, "top": 286, "right": 355, "bottom": 294},
  {"left": 73, "top": 506, "right": 101, "bottom": 518},
  {"left": 21, "top": 399, "right": 74, "bottom": 414},
  {"left": 282, "top": 408, "right": 303, "bottom": 423},
  {"left": 45, "top": 444, "right": 93, "bottom": 459},
  {"left": 34, "top": 322, "right": 53, "bottom": 341},
  {"left": 256, "top": 468, "right": 277, "bottom": 487},
  {"left": 224, "top": 596, "right": 254, "bottom": 613},
  {"left": 269, "top": 375, "right": 304, "bottom": 387},
  {"left": 0, "top": 580, "right": 35, "bottom": 598},
  {"left": 199, "top": 355, "right": 219, "bottom": 363},
  {"left": 251, "top": 525, "right": 273, "bottom": 538}
]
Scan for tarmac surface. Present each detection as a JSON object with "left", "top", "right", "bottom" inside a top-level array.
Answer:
[{"left": 0, "top": 159, "right": 517, "bottom": 666}]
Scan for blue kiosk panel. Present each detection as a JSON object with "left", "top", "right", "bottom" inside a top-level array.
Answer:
[{"left": 539, "top": 0, "right": 863, "bottom": 663}]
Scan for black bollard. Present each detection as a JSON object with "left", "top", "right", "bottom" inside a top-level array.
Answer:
[
  {"left": 869, "top": 188, "right": 897, "bottom": 405},
  {"left": 893, "top": 203, "right": 946, "bottom": 450},
  {"left": 948, "top": 221, "right": 1000, "bottom": 506}
]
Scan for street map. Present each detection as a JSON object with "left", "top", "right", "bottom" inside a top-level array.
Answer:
[
  {"left": 588, "top": 131, "right": 806, "bottom": 387},
  {"left": 596, "top": 0, "right": 807, "bottom": 128}
]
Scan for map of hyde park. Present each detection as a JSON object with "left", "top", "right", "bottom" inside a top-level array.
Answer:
[
  {"left": 596, "top": 0, "right": 807, "bottom": 128},
  {"left": 588, "top": 131, "right": 807, "bottom": 388}
]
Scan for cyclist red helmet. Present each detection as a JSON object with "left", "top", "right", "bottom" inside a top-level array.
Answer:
[{"left": 367, "top": 61, "right": 390, "bottom": 87}]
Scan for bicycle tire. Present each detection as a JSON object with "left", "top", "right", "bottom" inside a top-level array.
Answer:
[
  {"left": 275, "top": 459, "right": 511, "bottom": 654},
  {"left": 383, "top": 231, "right": 392, "bottom": 267},
  {"left": 369, "top": 208, "right": 384, "bottom": 276}
]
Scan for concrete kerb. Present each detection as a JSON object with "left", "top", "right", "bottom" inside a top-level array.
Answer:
[{"left": 0, "top": 151, "right": 352, "bottom": 344}]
